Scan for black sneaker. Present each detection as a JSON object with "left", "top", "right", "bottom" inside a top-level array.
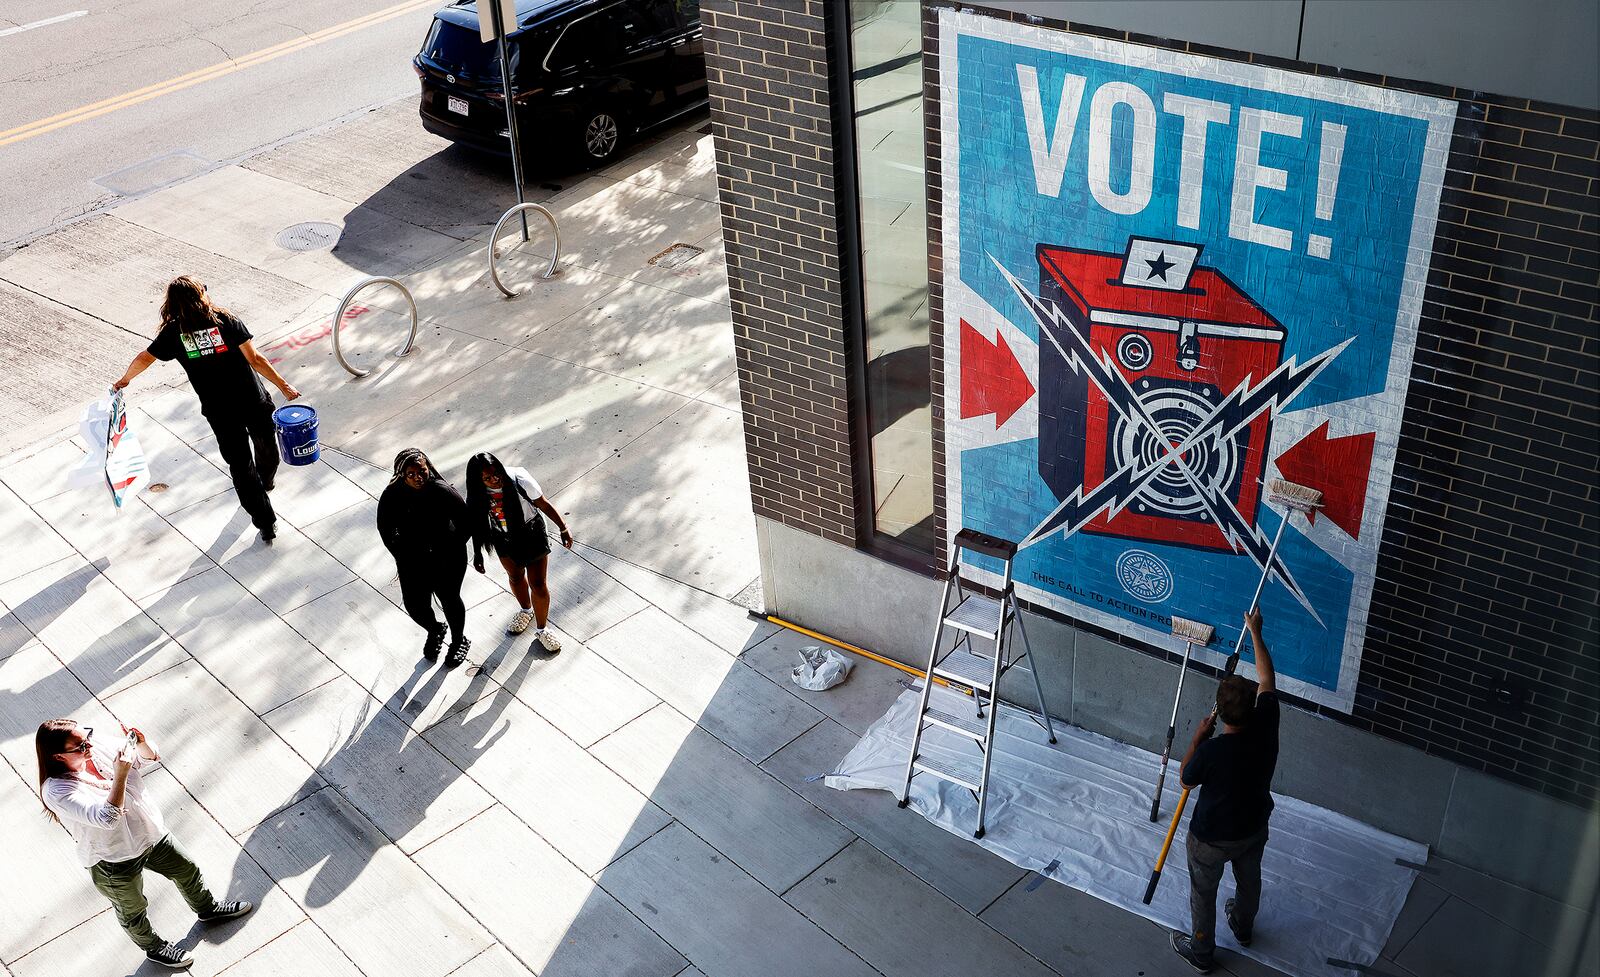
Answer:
[
  {"left": 259, "top": 523, "right": 277, "bottom": 543},
  {"left": 1170, "top": 932, "right": 1216, "bottom": 974},
  {"left": 422, "top": 624, "right": 448, "bottom": 662},
  {"left": 445, "top": 635, "right": 471, "bottom": 669},
  {"left": 1225, "top": 898, "right": 1252, "bottom": 946},
  {"left": 199, "top": 899, "right": 253, "bottom": 923},
  {"left": 145, "top": 942, "right": 194, "bottom": 969},
  {"left": 263, "top": 477, "right": 276, "bottom": 492}
]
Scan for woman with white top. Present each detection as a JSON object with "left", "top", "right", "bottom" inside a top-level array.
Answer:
[
  {"left": 464, "top": 451, "right": 574, "bottom": 651},
  {"left": 36, "top": 719, "right": 252, "bottom": 970}
]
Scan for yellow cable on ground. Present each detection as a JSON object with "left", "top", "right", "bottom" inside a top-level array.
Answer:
[{"left": 764, "top": 615, "right": 953, "bottom": 689}]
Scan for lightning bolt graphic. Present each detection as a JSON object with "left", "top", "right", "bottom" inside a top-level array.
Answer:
[{"left": 988, "top": 253, "right": 1345, "bottom": 620}]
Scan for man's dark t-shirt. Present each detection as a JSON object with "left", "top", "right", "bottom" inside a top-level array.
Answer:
[
  {"left": 1183, "top": 691, "right": 1280, "bottom": 843},
  {"left": 147, "top": 314, "right": 268, "bottom": 417}
]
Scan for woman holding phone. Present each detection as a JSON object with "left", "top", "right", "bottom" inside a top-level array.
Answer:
[{"left": 36, "top": 720, "right": 253, "bottom": 970}]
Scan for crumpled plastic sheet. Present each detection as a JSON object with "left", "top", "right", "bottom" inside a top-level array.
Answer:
[{"left": 826, "top": 685, "right": 1426, "bottom": 977}]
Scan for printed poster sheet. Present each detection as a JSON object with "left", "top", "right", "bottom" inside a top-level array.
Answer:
[{"left": 939, "top": 9, "right": 1456, "bottom": 710}]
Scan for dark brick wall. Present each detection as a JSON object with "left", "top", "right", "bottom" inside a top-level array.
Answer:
[
  {"left": 1376, "top": 94, "right": 1599, "bottom": 805},
  {"left": 703, "top": 0, "right": 857, "bottom": 546}
]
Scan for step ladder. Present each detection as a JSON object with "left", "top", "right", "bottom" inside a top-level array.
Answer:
[{"left": 897, "top": 528, "right": 1056, "bottom": 838}]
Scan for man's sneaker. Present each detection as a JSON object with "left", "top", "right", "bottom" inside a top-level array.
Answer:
[
  {"left": 535, "top": 628, "right": 562, "bottom": 652},
  {"left": 144, "top": 942, "right": 194, "bottom": 969},
  {"left": 199, "top": 899, "right": 254, "bottom": 922},
  {"left": 506, "top": 609, "right": 534, "bottom": 635},
  {"left": 259, "top": 523, "right": 277, "bottom": 544},
  {"left": 1225, "top": 898, "right": 1253, "bottom": 946},
  {"left": 422, "top": 624, "right": 448, "bottom": 662},
  {"left": 1170, "top": 932, "right": 1215, "bottom": 974},
  {"left": 445, "top": 635, "right": 471, "bottom": 669}
]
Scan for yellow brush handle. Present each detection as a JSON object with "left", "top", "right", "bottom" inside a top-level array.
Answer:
[{"left": 1144, "top": 784, "right": 1193, "bottom": 904}]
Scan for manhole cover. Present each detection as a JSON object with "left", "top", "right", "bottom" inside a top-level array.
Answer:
[
  {"left": 649, "top": 243, "right": 704, "bottom": 269},
  {"left": 275, "top": 221, "right": 342, "bottom": 252}
]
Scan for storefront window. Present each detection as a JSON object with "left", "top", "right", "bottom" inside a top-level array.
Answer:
[{"left": 846, "top": 0, "right": 935, "bottom": 551}]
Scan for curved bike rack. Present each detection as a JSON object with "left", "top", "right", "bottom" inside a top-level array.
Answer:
[
  {"left": 333, "top": 276, "right": 418, "bottom": 379},
  {"left": 488, "top": 203, "right": 561, "bottom": 297}
]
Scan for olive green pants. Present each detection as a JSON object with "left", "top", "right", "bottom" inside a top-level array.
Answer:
[{"left": 88, "top": 835, "right": 216, "bottom": 951}]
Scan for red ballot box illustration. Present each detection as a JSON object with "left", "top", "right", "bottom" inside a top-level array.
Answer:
[{"left": 1036, "top": 238, "right": 1286, "bottom": 551}]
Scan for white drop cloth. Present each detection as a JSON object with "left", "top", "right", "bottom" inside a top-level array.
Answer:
[{"left": 826, "top": 686, "right": 1426, "bottom": 977}]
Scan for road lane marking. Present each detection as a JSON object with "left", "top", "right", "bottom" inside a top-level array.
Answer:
[
  {"left": 0, "top": 0, "right": 435, "bottom": 148},
  {"left": 0, "top": 11, "right": 88, "bottom": 38}
]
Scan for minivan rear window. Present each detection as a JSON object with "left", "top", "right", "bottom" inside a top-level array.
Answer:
[{"left": 422, "top": 19, "right": 509, "bottom": 81}]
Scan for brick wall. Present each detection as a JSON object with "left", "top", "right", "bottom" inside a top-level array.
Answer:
[
  {"left": 1378, "top": 94, "right": 1599, "bottom": 805},
  {"left": 702, "top": 0, "right": 858, "bottom": 547},
  {"left": 918, "top": 2, "right": 1599, "bottom": 805}
]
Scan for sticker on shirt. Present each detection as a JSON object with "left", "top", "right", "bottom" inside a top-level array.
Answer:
[
  {"left": 179, "top": 327, "right": 229, "bottom": 359},
  {"left": 488, "top": 490, "right": 508, "bottom": 532}
]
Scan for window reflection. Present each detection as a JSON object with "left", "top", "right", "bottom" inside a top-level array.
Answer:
[{"left": 850, "top": 0, "right": 934, "bottom": 551}]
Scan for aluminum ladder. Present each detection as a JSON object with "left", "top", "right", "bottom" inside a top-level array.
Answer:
[{"left": 897, "top": 528, "right": 1056, "bottom": 838}]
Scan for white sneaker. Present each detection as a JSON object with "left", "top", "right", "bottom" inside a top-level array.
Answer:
[
  {"left": 507, "top": 609, "right": 534, "bottom": 635},
  {"left": 535, "top": 628, "right": 562, "bottom": 652}
]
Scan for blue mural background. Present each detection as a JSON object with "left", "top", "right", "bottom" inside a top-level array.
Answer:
[{"left": 948, "top": 30, "right": 1448, "bottom": 695}]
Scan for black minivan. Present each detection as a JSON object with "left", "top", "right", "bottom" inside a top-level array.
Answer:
[{"left": 414, "top": 0, "right": 706, "bottom": 166}]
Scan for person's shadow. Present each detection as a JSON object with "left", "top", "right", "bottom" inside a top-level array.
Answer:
[{"left": 225, "top": 603, "right": 538, "bottom": 916}]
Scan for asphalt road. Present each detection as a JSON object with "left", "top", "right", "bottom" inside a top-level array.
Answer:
[{"left": 0, "top": 0, "right": 443, "bottom": 246}]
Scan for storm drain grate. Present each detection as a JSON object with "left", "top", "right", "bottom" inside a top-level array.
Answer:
[
  {"left": 275, "top": 221, "right": 342, "bottom": 252},
  {"left": 649, "top": 242, "right": 704, "bottom": 269}
]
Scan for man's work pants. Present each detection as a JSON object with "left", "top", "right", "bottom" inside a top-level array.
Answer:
[
  {"left": 1185, "top": 825, "right": 1268, "bottom": 957},
  {"left": 206, "top": 400, "right": 279, "bottom": 531}
]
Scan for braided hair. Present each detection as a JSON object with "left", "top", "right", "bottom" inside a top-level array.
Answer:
[{"left": 390, "top": 447, "right": 440, "bottom": 485}]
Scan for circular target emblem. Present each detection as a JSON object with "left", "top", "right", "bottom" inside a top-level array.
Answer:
[
  {"left": 1116, "top": 549, "right": 1174, "bottom": 603},
  {"left": 1108, "top": 382, "right": 1240, "bottom": 520},
  {"left": 1116, "top": 333, "right": 1153, "bottom": 371}
]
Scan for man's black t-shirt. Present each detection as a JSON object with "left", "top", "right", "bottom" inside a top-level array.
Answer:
[
  {"left": 1182, "top": 691, "right": 1280, "bottom": 843},
  {"left": 147, "top": 313, "right": 267, "bottom": 417}
]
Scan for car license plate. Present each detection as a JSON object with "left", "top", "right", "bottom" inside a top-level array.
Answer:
[{"left": 447, "top": 95, "right": 468, "bottom": 116}]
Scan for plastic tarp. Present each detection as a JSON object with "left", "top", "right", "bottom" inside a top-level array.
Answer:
[{"left": 826, "top": 685, "right": 1426, "bottom": 977}]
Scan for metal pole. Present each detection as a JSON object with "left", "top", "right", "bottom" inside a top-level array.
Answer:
[{"left": 488, "top": 0, "right": 529, "bottom": 241}]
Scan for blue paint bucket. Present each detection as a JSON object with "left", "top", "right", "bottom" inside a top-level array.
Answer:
[{"left": 273, "top": 404, "right": 319, "bottom": 466}]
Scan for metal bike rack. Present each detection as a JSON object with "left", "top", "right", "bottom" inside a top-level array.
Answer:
[
  {"left": 488, "top": 203, "right": 561, "bottom": 297},
  {"left": 333, "top": 276, "right": 418, "bottom": 378}
]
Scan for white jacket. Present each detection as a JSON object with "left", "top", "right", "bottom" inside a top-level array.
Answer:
[{"left": 43, "top": 743, "right": 166, "bottom": 867}]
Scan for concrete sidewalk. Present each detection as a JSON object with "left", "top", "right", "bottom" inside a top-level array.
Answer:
[{"left": 0, "top": 98, "right": 1580, "bottom": 977}]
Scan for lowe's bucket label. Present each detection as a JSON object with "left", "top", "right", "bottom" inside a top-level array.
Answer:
[{"left": 937, "top": 9, "right": 1456, "bottom": 711}]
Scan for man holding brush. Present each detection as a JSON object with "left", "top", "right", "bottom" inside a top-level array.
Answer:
[{"left": 1171, "top": 607, "right": 1279, "bottom": 973}]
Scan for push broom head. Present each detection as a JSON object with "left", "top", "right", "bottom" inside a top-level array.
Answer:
[
  {"left": 1171, "top": 616, "right": 1215, "bottom": 646},
  {"left": 1268, "top": 478, "right": 1323, "bottom": 514}
]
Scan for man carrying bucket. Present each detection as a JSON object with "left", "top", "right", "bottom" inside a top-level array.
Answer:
[{"left": 114, "top": 277, "right": 300, "bottom": 542}]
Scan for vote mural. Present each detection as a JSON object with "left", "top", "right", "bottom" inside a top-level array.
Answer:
[{"left": 937, "top": 9, "right": 1457, "bottom": 711}]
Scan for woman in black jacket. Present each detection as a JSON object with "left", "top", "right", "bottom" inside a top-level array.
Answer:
[{"left": 377, "top": 448, "right": 472, "bottom": 667}]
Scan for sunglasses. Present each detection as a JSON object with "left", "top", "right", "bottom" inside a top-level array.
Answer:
[{"left": 64, "top": 727, "right": 93, "bottom": 754}]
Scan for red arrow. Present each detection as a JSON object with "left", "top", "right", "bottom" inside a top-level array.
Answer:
[
  {"left": 960, "top": 319, "right": 1034, "bottom": 428},
  {"left": 1273, "top": 421, "right": 1376, "bottom": 539}
]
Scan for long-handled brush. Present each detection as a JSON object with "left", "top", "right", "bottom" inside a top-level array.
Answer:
[
  {"left": 1142, "top": 478, "right": 1322, "bottom": 906},
  {"left": 1149, "top": 616, "right": 1215, "bottom": 823}
]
